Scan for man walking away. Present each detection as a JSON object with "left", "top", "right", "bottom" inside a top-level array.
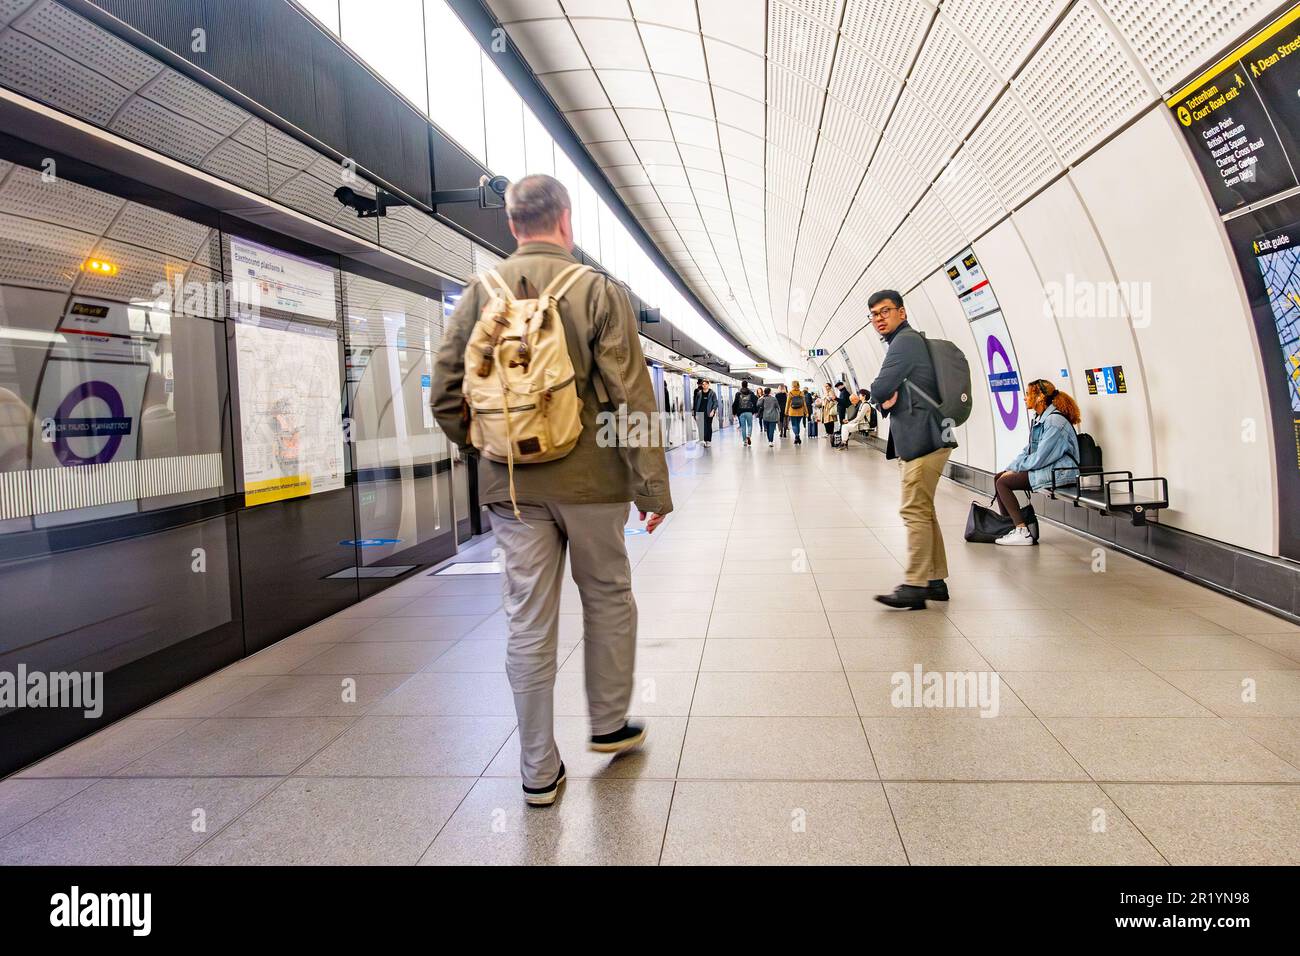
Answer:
[
  {"left": 431, "top": 174, "right": 672, "bottom": 806},
  {"left": 694, "top": 379, "right": 719, "bottom": 447},
  {"left": 866, "top": 290, "right": 956, "bottom": 610},
  {"left": 775, "top": 384, "right": 790, "bottom": 438},
  {"left": 733, "top": 380, "right": 757, "bottom": 446},
  {"left": 836, "top": 382, "right": 851, "bottom": 423}
]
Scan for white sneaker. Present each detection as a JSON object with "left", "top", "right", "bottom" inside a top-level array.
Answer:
[{"left": 995, "top": 526, "right": 1035, "bottom": 546}]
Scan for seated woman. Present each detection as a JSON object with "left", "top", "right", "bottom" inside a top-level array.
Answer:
[{"left": 993, "top": 379, "right": 1081, "bottom": 546}]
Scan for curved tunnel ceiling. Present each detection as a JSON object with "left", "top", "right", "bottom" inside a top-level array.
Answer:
[{"left": 488, "top": 0, "right": 1275, "bottom": 371}]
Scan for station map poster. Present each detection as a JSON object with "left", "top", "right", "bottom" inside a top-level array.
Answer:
[
  {"left": 229, "top": 237, "right": 345, "bottom": 507},
  {"left": 945, "top": 247, "right": 1029, "bottom": 469},
  {"left": 1168, "top": 5, "right": 1300, "bottom": 214}
]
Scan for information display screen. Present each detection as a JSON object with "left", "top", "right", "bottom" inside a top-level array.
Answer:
[{"left": 1168, "top": 5, "right": 1300, "bottom": 213}]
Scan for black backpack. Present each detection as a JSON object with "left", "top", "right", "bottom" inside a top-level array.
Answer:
[
  {"left": 907, "top": 330, "right": 973, "bottom": 427},
  {"left": 1075, "top": 432, "right": 1102, "bottom": 471},
  {"left": 788, "top": 393, "right": 804, "bottom": 411}
]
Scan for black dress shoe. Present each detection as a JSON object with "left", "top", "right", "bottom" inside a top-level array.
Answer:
[
  {"left": 522, "top": 761, "right": 566, "bottom": 807},
  {"left": 927, "top": 579, "right": 949, "bottom": 601},
  {"left": 874, "top": 585, "right": 929, "bottom": 610}
]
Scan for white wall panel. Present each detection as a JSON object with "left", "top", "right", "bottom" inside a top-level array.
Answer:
[
  {"left": 1012, "top": 175, "right": 1155, "bottom": 479},
  {"left": 1071, "top": 108, "right": 1275, "bottom": 553},
  {"left": 971, "top": 218, "right": 1071, "bottom": 411}
]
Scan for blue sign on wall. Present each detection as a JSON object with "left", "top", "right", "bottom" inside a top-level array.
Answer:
[{"left": 340, "top": 538, "right": 403, "bottom": 547}]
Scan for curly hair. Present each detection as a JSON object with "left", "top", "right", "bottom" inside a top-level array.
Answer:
[{"left": 1027, "top": 380, "right": 1081, "bottom": 426}]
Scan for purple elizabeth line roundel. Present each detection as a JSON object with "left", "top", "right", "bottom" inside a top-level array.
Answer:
[
  {"left": 52, "top": 380, "right": 127, "bottom": 465},
  {"left": 986, "top": 334, "right": 1020, "bottom": 430}
]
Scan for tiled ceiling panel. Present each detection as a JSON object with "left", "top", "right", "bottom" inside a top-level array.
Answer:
[{"left": 486, "top": 0, "right": 1173, "bottom": 362}]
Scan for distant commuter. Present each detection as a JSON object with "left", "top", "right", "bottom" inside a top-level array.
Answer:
[
  {"left": 732, "top": 380, "right": 758, "bottom": 447},
  {"left": 694, "top": 379, "right": 719, "bottom": 447},
  {"left": 760, "top": 387, "right": 781, "bottom": 446},
  {"left": 786, "top": 382, "right": 808, "bottom": 445},
  {"left": 835, "top": 389, "right": 873, "bottom": 449},
  {"left": 993, "top": 379, "right": 1081, "bottom": 546},
  {"left": 431, "top": 173, "right": 670, "bottom": 807},
  {"left": 775, "top": 384, "right": 790, "bottom": 438},
  {"left": 836, "top": 383, "right": 851, "bottom": 422},
  {"left": 866, "top": 290, "right": 958, "bottom": 610},
  {"left": 820, "top": 384, "right": 838, "bottom": 439},
  {"left": 808, "top": 391, "right": 820, "bottom": 438}
]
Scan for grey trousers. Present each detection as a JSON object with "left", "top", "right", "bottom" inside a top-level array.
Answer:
[{"left": 488, "top": 500, "right": 637, "bottom": 788}]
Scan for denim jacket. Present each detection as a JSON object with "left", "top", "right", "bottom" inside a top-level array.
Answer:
[{"left": 1006, "top": 408, "right": 1079, "bottom": 490}]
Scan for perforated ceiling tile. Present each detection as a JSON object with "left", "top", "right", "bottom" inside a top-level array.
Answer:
[
  {"left": 840, "top": 0, "right": 933, "bottom": 77},
  {"left": 963, "top": 88, "right": 1059, "bottom": 206},
  {"left": 232, "top": 117, "right": 269, "bottom": 152},
  {"left": 1100, "top": 0, "right": 1273, "bottom": 92},
  {"left": 1015, "top": 2, "right": 1151, "bottom": 164},
  {"left": 109, "top": 96, "right": 226, "bottom": 166},
  {"left": 199, "top": 138, "right": 270, "bottom": 194},
  {"left": 883, "top": 89, "right": 957, "bottom": 182},
  {"left": 931, "top": 148, "right": 1005, "bottom": 240},
  {"left": 905, "top": 15, "right": 1000, "bottom": 139},
  {"left": 0, "top": 165, "right": 122, "bottom": 234},
  {"left": 14, "top": 0, "right": 160, "bottom": 89},
  {"left": 0, "top": 0, "right": 34, "bottom": 29},
  {"left": 907, "top": 189, "right": 964, "bottom": 262},
  {"left": 941, "top": 0, "right": 1066, "bottom": 77},
  {"left": 0, "top": 30, "right": 130, "bottom": 126},
  {"left": 868, "top": 141, "right": 927, "bottom": 217},
  {"left": 828, "top": 40, "right": 900, "bottom": 130},
  {"left": 265, "top": 125, "right": 318, "bottom": 171},
  {"left": 821, "top": 96, "right": 881, "bottom": 158},
  {"left": 138, "top": 69, "right": 250, "bottom": 136},
  {"left": 108, "top": 203, "right": 214, "bottom": 262},
  {"left": 769, "top": 0, "right": 838, "bottom": 87},
  {"left": 273, "top": 170, "right": 349, "bottom": 224},
  {"left": 0, "top": 213, "right": 97, "bottom": 290},
  {"left": 768, "top": 64, "right": 828, "bottom": 131},
  {"left": 767, "top": 108, "right": 818, "bottom": 160}
]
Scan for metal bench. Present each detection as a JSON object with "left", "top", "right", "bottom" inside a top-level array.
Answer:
[{"left": 1047, "top": 467, "right": 1169, "bottom": 525}]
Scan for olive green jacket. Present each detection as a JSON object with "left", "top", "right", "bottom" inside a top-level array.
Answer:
[{"left": 430, "top": 241, "right": 673, "bottom": 515}]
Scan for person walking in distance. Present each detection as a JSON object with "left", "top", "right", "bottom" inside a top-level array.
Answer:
[
  {"left": 759, "top": 386, "right": 781, "bottom": 446},
  {"left": 693, "top": 378, "right": 719, "bottom": 447},
  {"left": 820, "top": 383, "right": 838, "bottom": 440},
  {"left": 775, "top": 384, "right": 790, "bottom": 438},
  {"left": 786, "top": 381, "right": 808, "bottom": 445},
  {"left": 865, "top": 290, "right": 958, "bottom": 610},
  {"left": 431, "top": 174, "right": 672, "bottom": 806},
  {"left": 732, "top": 380, "right": 758, "bottom": 447}
]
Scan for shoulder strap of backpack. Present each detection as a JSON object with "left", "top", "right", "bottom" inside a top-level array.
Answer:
[
  {"left": 480, "top": 269, "right": 515, "bottom": 302},
  {"left": 540, "top": 263, "right": 591, "bottom": 302}
]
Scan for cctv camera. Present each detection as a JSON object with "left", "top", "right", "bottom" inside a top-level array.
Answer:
[
  {"left": 479, "top": 175, "right": 509, "bottom": 209},
  {"left": 334, "top": 186, "right": 378, "bottom": 217}
]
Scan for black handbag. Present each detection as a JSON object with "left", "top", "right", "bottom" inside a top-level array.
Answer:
[{"left": 965, "top": 495, "right": 1038, "bottom": 543}]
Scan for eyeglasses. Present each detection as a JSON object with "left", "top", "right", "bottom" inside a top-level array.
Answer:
[{"left": 869, "top": 305, "right": 898, "bottom": 319}]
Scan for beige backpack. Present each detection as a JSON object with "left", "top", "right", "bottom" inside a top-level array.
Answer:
[{"left": 463, "top": 262, "right": 590, "bottom": 516}]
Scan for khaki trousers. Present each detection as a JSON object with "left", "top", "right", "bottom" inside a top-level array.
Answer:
[
  {"left": 488, "top": 500, "right": 637, "bottom": 788},
  {"left": 899, "top": 447, "right": 952, "bottom": 587}
]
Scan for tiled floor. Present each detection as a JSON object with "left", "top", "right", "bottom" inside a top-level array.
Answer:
[{"left": 3, "top": 428, "right": 1299, "bottom": 865}]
